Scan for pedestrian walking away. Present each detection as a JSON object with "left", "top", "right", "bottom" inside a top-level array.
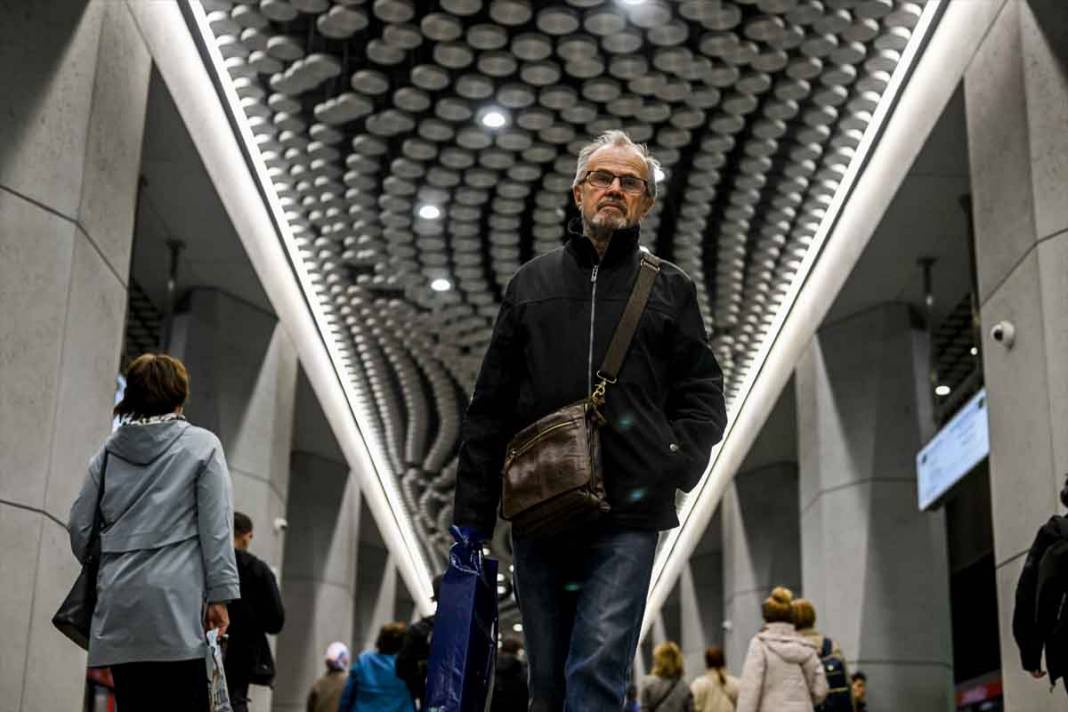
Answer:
[
  {"left": 792, "top": 598, "right": 853, "bottom": 712},
  {"left": 640, "top": 641, "right": 694, "bottom": 712},
  {"left": 1013, "top": 475, "right": 1068, "bottom": 694},
  {"left": 224, "top": 511, "right": 286, "bottom": 711},
  {"left": 66, "top": 353, "right": 240, "bottom": 712},
  {"left": 453, "top": 129, "right": 727, "bottom": 711},
  {"left": 306, "top": 642, "right": 350, "bottom": 712},
  {"left": 736, "top": 587, "right": 828, "bottom": 712},
  {"left": 690, "top": 645, "right": 739, "bottom": 712},
  {"left": 339, "top": 622, "right": 417, "bottom": 712}
]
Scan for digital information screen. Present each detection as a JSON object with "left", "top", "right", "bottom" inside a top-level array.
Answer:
[{"left": 916, "top": 388, "right": 990, "bottom": 510}]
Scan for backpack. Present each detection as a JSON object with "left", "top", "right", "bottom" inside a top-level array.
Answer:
[
  {"left": 1035, "top": 517, "right": 1068, "bottom": 684},
  {"left": 815, "top": 637, "right": 853, "bottom": 712}
]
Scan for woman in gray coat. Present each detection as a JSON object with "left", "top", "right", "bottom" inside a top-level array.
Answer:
[{"left": 68, "top": 353, "right": 240, "bottom": 710}]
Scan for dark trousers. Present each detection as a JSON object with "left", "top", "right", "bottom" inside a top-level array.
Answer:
[
  {"left": 111, "top": 659, "right": 209, "bottom": 712},
  {"left": 511, "top": 522, "right": 658, "bottom": 712}
]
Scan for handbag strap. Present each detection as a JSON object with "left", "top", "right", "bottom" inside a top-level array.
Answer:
[
  {"left": 648, "top": 676, "right": 680, "bottom": 712},
  {"left": 591, "top": 252, "right": 661, "bottom": 404},
  {"left": 89, "top": 450, "right": 109, "bottom": 548}
]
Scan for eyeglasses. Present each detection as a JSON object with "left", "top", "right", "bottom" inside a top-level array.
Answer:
[{"left": 582, "top": 170, "right": 649, "bottom": 195}]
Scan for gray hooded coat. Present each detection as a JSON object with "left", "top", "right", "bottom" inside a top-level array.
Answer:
[{"left": 67, "top": 419, "right": 241, "bottom": 667}]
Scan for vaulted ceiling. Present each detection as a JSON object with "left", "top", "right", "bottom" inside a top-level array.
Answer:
[{"left": 193, "top": 0, "right": 932, "bottom": 564}]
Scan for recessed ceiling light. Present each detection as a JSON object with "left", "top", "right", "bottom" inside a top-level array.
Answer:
[
  {"left": 970, "top": 346, "right": 978, "bottom": 356},
  {"left": 935, "top": 384, "right": 951, "bottom": 397},
  {"left": 481, "top": 110, "right": 507, "bottom": 128},
  {"left": 418, "top": 204, "right": 441, "bottom": 219},
  {"left": 431, "top": 278, "right": 452, "bottom": 292},
  {"left": 513, "top": 622, "right": 523, "bottom": 632},
  {"left": 654, "top": 166, "right": 666, "bottom": 182},
  {"left": 621, "top": 0, "right": 645, "bottom": 4}
]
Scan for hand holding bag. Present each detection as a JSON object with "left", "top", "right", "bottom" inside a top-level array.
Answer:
[
  {"left": 500, "top": 252, "right": 661, "bottom": 537},
  {"left": 425, "top": 526, "right": 499, "bottom": 712},
  {"left": 52, "top": 450, "right": 109, "bottom": 650}
]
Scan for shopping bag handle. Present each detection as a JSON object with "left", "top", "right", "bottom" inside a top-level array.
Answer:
[{"left": 448, "top": 525, "right": 487, "bottom": 575}]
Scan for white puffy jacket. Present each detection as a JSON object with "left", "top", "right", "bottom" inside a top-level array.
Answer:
[{"left": 735, "top": 623, "right": 829, "bottom": 712}]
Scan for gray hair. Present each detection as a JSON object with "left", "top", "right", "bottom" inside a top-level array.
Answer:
[{"left": 572, "top": 130, "right": 661, "bottom": 198}]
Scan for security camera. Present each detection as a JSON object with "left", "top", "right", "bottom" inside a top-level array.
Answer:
[
  {"left": 990, "top": 320, "right": 1015, "bottom": 349},
  {"left": 273, "top": 517, "right": 288, "bottom": 532}
]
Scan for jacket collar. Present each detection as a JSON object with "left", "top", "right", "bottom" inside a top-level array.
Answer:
[{"left": 565, "top": 220, "right": 641, "bottom": 268}]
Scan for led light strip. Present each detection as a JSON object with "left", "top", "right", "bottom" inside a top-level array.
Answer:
[
  {"left": 182, "top": 0, "right": 433, "bottom": 603},
  {"left": 642, "top": 0, "right": 947, "bottom": 636}
]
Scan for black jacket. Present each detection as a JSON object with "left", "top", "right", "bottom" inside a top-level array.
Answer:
[
  {"left": 1014, "top": 515, "right": 1068, "bottom": 686},
  {"left": 491, "top": 651, "right": 528, "bottom": 712},
  {"left": 454, "top": 225, "right": 727, "bottom": 534},
  {"left": 225, "top": 549, "right": 285, "bottom": 688},
  {"left": 395, "top": 614, "right": 434, "bottom": 707}
]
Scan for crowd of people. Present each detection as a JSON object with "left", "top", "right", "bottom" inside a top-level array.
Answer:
[{"left": 628, "top": 587, "right": 869, "bottom": 712}]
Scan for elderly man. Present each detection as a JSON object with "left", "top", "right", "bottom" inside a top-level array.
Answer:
[{"left": 454, "top": 130, "right": 726, "bottom": 710}]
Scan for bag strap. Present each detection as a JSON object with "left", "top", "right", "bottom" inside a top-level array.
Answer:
[
  {"left": 648, "top": 676, "right": 680, "bottom": 712},
  {"left": 89, "top": 450, "right": 109, "bottom": 547},
  {"left": 820, "top": 636, "right": 832, "bottom": 658},
  {"left": 591, "top": 252, "right": 661, "bottom": 404}
]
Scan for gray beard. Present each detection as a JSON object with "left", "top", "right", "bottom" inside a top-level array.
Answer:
[{"left": 583, "top": 211, "right": 627, "bottom": 242}]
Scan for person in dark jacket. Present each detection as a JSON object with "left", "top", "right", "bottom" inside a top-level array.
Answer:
[
  {"left": 1013, "top": 476, "right": 1068, "bottom": 692},
  {"left": 491, "top": 637, "right": 529, "bottom": 712},
  {"left": 454, "top": 130, "right": 727, "bottom": 710},
  {"left": 395, "top": 575, "right": 443, "bottom": 709},
  {"left": 224, "top": 511, "right": 285, "bottom": 711}
]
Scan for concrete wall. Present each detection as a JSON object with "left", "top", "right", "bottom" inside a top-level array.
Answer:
[
  {"left": 0, "top": 2, "right": 150, "bottom": 709},
  {"left": 964, "top": 1, "right": 1068, "bottom": 708},
  {"left": 796, "top": 304, "right": 953, "bottom": 711}
]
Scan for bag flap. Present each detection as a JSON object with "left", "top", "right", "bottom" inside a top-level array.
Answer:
[{"left": 501, "top": 402, "right": 594, "bottom": 519}]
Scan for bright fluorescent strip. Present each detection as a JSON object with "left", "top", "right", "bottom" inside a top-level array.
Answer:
[
  {"left": 640, "top": 0, "right": 978, "bottom": 637},
  {"left": 141, "top": 0, "right": 434, "bottom": 609}
]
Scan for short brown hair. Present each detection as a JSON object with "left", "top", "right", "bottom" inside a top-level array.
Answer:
[
  {"left": 705, "top": 645, "right": 725, "bottom": 670},
  {"left": 115, "top": 353, "right": 189, "bottom": 418},
  {"left": 762, "top": 586, "right": 794, "bottom": 624},
  {"left": 375, "top": 622, "right": 407, "bottom": 654},
  {"left": 792, "top": 598, "right": 817, "bottom": 630},
  {"left": 651, "top": 641, "right": 684, "bottom": 679}
]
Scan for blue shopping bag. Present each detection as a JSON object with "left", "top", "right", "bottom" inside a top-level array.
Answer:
[{"left": 426, "top": 526, "right": 499, "bottom": 712}]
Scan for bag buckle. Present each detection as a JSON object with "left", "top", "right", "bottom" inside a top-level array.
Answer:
[{"left": 591, "top": 372, "right": 616, "bottom": 407}]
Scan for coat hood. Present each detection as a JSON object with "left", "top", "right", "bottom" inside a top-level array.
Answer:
[
  {"left": 106, "top": 420, "right": 190, "bottom": 465},
  {"left": 758, "top": 623, "right": 819, "bottom": 665}
]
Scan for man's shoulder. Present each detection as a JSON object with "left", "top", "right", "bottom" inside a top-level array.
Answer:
[{"left": 236, "top": 549, "right": 273, "bottom": 576}]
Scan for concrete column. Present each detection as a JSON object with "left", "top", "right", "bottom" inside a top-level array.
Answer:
[
  {"left": 272, "top": 455, "right": 361, "bottom": 712},
  {"left": 171, "top": 289, "right": 298, "bottom": 712},
  {"left": 0, "top": 2, "right": 150, "bottom": 709},
  {"left": 721, "top": 464, "right": 800, "bottom": 677},
  {"left": 796, "top": 304, "right": 953, "bottom": 710},
  {"left": 363, "top": 554, "right": 399, "bottom": 651},
  {"left": 679, "top": 562, "right": 709, "bottom": 681},
  {"left": 171, "top": 289, "right": 299, "bottom": 572},
  {"left": 964, "top": 2, "right": 1068, "bottom": 709}
]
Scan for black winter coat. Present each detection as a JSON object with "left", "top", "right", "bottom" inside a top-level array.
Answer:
[
  {"left": 1014, "top": 515, "right": 1068, "bottom": 688},
  {"left": 225, "top": 549, "right": 285, "bottom": 688},
  {"left": 454, "top": 225, "right": 727, "bottom": 534}
]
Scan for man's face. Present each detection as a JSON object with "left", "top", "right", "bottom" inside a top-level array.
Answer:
[
  {"left": 235, "top": 530, "right": 253, "bottom": 550},
  {"left": 572, "top": 144, "right": 655, "bottom": 234},
  {"left": 852, "top": 678, "right": 866, "bottom": 701}
]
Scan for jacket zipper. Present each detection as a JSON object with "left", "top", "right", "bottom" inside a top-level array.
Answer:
[{"left": 588, "top": 263, "right": 599, "bottom": 396}]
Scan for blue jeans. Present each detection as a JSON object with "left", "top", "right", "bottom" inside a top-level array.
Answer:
[{"left": 511, "top": 522, "right": 658, "bottom": 712}]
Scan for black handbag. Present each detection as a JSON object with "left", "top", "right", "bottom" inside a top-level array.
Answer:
[{"left": 52, "top": 450, "right": 108, "bottom": 650}]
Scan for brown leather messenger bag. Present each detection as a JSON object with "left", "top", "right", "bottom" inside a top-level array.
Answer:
[{"left": 500, "top": 252, "right": 661, "bottom": 537}]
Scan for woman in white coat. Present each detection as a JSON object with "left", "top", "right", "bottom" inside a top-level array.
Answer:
[
  {"left": 735, "top": 587, "right": 828, "bottom": 712},
  {"left": 68, "top": 354, "right": 240, "bottom": 710}
]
